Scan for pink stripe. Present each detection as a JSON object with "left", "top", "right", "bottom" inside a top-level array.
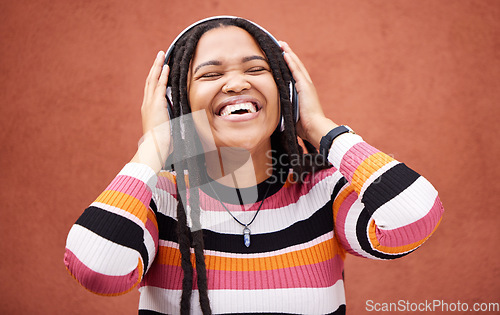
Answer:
[
  {"left": 142, "top": 256, "right": 343, "bottom": 290},
  {"left": 64, "top": 249, "right": 140, "bottom": 295},
  {"left": 334, "top": 190, "right": 364, "bottom": 257},
  {"left": 105, "top": 175, "right": 152, "bottom": 207},
  {"left": 199, "top": 168, "right": 337, "bottom": 212},
  {"left": 340, "top": 142, "right": 380, "bottom": 181},
  {"left": 376, "top": 196, "right": 444, "bottom": 248},
  {"left": 156, "top": 176, "right": 177, "bottom": 197},
  {"left": 141, "top": 260, "right": 184, "bottom": 290}
]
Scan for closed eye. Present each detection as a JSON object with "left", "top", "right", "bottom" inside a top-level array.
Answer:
[
  {"left": 246, "top": 67, "right": 269, "bottom": 74},
  {"left": 199, "top": 72, "right": 223, "bottom": 80}
]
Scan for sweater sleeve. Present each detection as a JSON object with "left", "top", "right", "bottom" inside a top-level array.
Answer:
[
  {"left": 329, "top": 133, "right": 444, "bottom": 259},
  {"left": 64, "top": 163, "right": 161, "bottom": 295}
]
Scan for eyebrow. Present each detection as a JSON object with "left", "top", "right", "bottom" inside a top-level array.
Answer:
[{"left": 193, "top": 55, "right": 267, "bottom": 74}]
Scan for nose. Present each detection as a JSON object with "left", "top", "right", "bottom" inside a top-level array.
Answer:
[{"left": 222, "top": 73, "right": 251, "bottom": 94}]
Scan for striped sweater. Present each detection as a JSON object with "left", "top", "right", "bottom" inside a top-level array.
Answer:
[{"left": 64, "top": 133, "right": 443, "bottom": 314}]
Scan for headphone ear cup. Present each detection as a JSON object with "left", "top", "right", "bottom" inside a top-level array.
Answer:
[
  {"left": 166, "top": 86, "right": 174, "bottom": 120},
  {"left": 289, "top": 81, "right": 299, "bottom": 123}
]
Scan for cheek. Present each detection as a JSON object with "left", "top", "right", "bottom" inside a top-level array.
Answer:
[
  {"left": 188, "top": 83, "right": 219, "bottom": 112},
  {"left": 192, "top": 111, "right": 214, "bottom": 143}
]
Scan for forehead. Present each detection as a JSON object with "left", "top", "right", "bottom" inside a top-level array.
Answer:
[{"left": 191, "top": 26, "right": 265, "bottom": 65}]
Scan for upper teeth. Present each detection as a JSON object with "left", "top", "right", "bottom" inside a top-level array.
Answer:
[{"left": 220, "top": 102, "right": 257, "bottom": 116}]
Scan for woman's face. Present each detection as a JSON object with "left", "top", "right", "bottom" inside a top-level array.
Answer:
[{"left": 187, "top": 26, "right": 280, "bottom": 155}]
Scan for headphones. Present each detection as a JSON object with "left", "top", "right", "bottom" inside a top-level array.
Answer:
[{"left": 163, "top": 16, "right": 299, "bottom": 123}]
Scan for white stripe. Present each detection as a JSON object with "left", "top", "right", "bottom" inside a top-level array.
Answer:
[
  {"left": 372, "top": 176, "right": 439, "bottom": 230},
  {"left": 328, "top": 133, "right": 364, "bottom": 170},
  {"left": 66, "top": 225, "right": 140, "bottom": 276},
  {"left": 91, "top": 201, "right": 145, "bottom": 229},
  {"left": 143, "top": 224, "right": 157, "bottom": 271},
  {"left": 119, "top": 163, "right": 158, "bottom": 191},
  {"left": 152, "top": 186, "right": 178, "bottom": 218},
  {"left": 199, "top": 171, "right": 344, "bottom": 235},
  {"left": 342, "top": 197, "right": 381, "bottom": 259},
  {"left": 139, "top": 281, "right": 346, "bottom": 314}
]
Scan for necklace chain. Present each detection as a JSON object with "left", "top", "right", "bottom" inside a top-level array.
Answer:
[{"left": 207, "top": 180, "right": 271, "bottom": 247}]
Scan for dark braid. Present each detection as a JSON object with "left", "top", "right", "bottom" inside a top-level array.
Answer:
[{"left": 165, "top": 17, "right": 329, "bottom": 314}]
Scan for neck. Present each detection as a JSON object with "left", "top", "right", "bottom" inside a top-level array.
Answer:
[{"left": 205, "top": 145, "right": 273, "bottom": 188}]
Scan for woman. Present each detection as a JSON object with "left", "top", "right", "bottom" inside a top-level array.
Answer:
[{"left": 64, "top": 17, "right": 443, "bottom": 314}]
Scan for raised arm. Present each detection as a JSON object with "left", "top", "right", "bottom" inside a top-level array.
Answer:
[
  {"left": 64, "top": 51, "right": 172, "bottom": 295},
  {"left": 328, "top": 133, "right": 443, "bottom": 259},
  {"left": 281, "top": 41, "right": 443, "bottom": 259},
  {"left": 64, "top": 164, "right": 159, "bottom": 295}
]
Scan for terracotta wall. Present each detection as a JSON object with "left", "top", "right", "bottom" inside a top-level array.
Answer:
[{"left": 1, "top": 0, "right": 498, "bottom": 314}]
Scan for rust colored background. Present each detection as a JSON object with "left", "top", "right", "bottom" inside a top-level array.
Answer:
[{"left": 1, "top": 0, "right": 499, "bottom": 314}]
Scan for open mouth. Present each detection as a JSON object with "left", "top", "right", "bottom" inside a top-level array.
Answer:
[{"left": 218, "top": 102, "right": 259, "bottom": 117}]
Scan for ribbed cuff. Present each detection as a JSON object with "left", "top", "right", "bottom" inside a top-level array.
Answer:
[
  {"left": 327, "top": 133, "right": 364, "bottom": 170},
  {"left": 118, "top": 163, "right": 158, "bottom": 191}
]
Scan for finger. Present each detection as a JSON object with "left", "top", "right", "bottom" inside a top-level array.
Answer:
[
  {"left": 280, "top": 42, "right": 313, "bottom": 82},
  {"left": 145, "top": 51, "right": 165, "bottom": 96},
  {"left": 157, "top": 64, "right": 170, "bottom": 88},
  {"left": 283, "top": 51, "right": 311, "bottom": 87},
  {"left": 154, "top": 65, "right": 170, "bottom": 109}
]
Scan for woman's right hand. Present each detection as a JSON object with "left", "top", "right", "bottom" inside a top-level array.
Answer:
[
  {"left": 141, "top": 51, "right": 170, "bottom": 135},
  {"left": 131, "top": 51, "right": 171, "bottom": 173}
]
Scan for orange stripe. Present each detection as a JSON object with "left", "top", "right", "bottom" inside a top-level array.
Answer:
[
  {"left": 332, "top": 184, "right": 355, "bottom": 222},
  {"left": 368, "top": 217, "right": 443, "bottom": 254},
  {"left": 95, "top": 190, "right": 148, "bottom": 224},
  {"left": 157, "top": 239, "right": 342, "bottom": 271},
  {"left": 158, "top": 171, "right": 177, "bottom": 184},
  {"left": 351, "top": 152, "right": 395, "bottom": 194}
]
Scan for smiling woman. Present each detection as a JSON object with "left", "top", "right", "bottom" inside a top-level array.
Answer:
[{"left": 64, "top": 16, "right": 444, "bottom": 315}]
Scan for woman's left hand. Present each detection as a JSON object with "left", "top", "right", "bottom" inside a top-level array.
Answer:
[{"left": 280, "top": 41, "right": 338, "bottom": 148}]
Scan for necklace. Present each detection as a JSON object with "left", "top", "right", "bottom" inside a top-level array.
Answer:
[{"left": 207, "top": 180, "right": 271, "bottom": 247}]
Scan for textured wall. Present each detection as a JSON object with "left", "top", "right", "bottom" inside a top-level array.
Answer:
[{"left": 1, "top": 0, "right": 499, "bottom": 314}]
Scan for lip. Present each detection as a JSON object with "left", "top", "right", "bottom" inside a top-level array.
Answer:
[{"left": 214, "top": 95, "right": 263, "bottom": 117}]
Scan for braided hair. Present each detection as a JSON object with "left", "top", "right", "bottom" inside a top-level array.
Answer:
[{"left": 165, "top": 17, "right": 329, "bottom": 314}]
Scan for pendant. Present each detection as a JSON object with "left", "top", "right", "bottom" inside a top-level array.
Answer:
[{"left": 243, "top": 226, "right": 251, "bottom": 247}]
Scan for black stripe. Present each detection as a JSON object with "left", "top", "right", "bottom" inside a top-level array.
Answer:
[
  {"left": 75, "top": 206, "right": 149, "bottom": 272},
  {"left": 332, "top": 176, "right": 348, "bottom": 200},
  {"left": 139, "top": 304, "right": 345, "bottom": 314},
  {"left": 204, "top": 199, "right": 333, "bottom": 254},
  {"left": 361, "top": 163, "right": 420, "bottom": 215},
  {"left": 157, "top": 200, "right": 334, "bottom": 254},
  {"left": 156, "top": 212, "right": 179, "bottom": 243},
  {"left": 356, "top": 163, "right": 421, "bottom": 259}
]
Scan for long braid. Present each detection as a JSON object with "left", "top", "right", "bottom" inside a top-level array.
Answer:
[
  {"left": 165, "top": 17, "right": 330, "bottom": 314},
  {"left": 169, "top": 40, "right": 195, "bottom": 313},
  {"left": 168, "top": 26, "right": 213, "bottom": 314},
  {"left": 179, "top": 28, "right": 213, "bottom": 315}
]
